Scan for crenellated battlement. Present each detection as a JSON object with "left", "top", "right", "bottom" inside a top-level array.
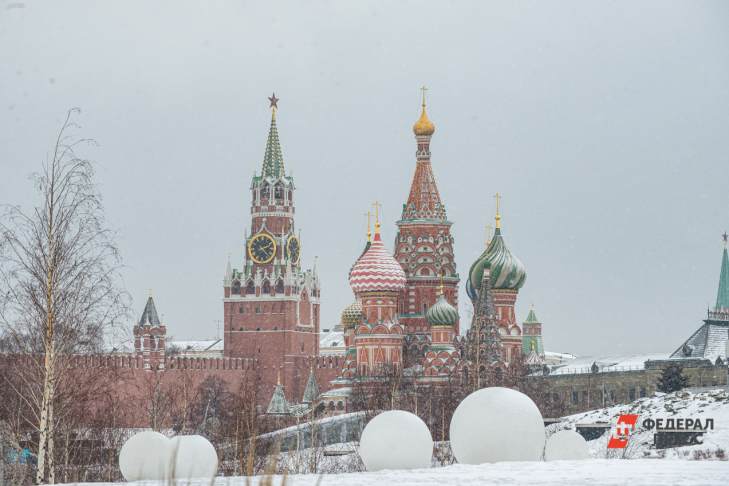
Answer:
[{"left": 290, "top": 354, "right": 345, "bottom": 370}]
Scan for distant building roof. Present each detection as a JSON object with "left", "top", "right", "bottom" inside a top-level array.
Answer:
[{"left": 546, "top": 353, "right": 669, "bottom": 375}]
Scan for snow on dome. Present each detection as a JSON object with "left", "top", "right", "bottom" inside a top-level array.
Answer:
[
  {"left": 349, "top": 233, "right": 406, "bottom": 293},
  {"left": 450, "top": 387, "right": 545, "bottom": 464},
  {"left": 359, "top": 410, "right": 433, "bottom": 471}
]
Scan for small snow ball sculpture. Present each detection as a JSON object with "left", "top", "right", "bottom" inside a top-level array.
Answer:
[
  {"left": 169, "top": 435, "right": 219, "bottom": 480},
  {"left": 450, "top": 387, "right": 545, "bottom": 464},
  {"left": 544, "top": 430, "right": 590, "bottom": 461},
  {"left": 359, "top": 410, "right": 433, "bottom": 471},
  {"left": 119, "top": 431, "right": 170, "bottom": 481}
]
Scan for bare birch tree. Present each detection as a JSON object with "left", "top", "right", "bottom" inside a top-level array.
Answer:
[{"left": 0, "top": 109, "right": 128, "bottom": 484}]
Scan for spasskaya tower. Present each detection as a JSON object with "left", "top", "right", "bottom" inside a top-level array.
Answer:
[{"left": 223, "top": 95, "right": 320, "bottom": 393}]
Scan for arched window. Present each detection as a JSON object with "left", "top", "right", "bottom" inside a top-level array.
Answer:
[
  {"left": 262, "top": 280, "right": 271, "bottom": 294},
  {"left": 246, "top": 280, "right": 255, "bottom": 295},
  {"left": 275, "top": 279, "right": 284, "bottom": 294},
  {"left": 274, "top": 184, "right": 284, "bottom": 202},
  {"left": 232, "top": 280, "right": 241, "bottom": 295}
]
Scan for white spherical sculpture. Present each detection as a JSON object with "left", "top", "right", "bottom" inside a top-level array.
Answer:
[
  {"left": 544, "top": 430, "right": 590, "bottom": 461},
  {"left": 169, "top": 435, "right": 219, "bottom": 480},
  {"left": 359, "top": 410, "right": 433, "bottom": 471},
  {"left": 450, "top": 387, "right": 545, "bottom": 464},
  {"left": 119, "top": 431, "right": 171, "bottom": 481}
]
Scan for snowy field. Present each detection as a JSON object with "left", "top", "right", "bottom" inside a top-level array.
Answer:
[
  {"left": 65, "top": 459, "right": 728, "bottom": 486},
  {"left": 63, "top": 390, "right": 729, "bottom": 485},
  {"left": 554, "top": 388, "right": 729, "bottom": 459}
]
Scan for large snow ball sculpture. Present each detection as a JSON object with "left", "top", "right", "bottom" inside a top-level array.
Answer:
[
  {"left": 544, "top": 430, "right": 590, "bottom": 461},
  {"left": 119, "top": 431, "right": 171, "bottom": 481},
  {"left": 450, "top": 387, "right": 545, "bottom": 464},
  {"left": 359, "top": 410, "right": 433, "bottom": 471},
  {"left": 169, "top": 435, "right": 219, "bottom": 480}
]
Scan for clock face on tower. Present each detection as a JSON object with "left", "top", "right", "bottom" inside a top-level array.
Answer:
[
  {"left": 248, "top": 233, "right": 277, "bottom": 264},
  {"left": 286, "top": 235, "right": 301, "bottom": 264}
]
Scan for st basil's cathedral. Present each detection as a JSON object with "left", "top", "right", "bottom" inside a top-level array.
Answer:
[{"left": 217, "top": 90, "right": 544, "bottom": 414}]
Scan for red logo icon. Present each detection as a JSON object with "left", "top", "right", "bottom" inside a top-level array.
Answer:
[{"left": 607, "top": 414, "right": 640, "bottom": 449}]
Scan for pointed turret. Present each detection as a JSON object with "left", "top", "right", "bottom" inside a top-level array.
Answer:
[
  {"left": 266, "top": 370, "right": 290, "bottom": 415},
  {"left": 138, "top": 295, "right": 161, "bottom": 326},
  {"left": 522, "top": 305, "right": 544, "bottom": 357},
  {"left": 224, "top": 256, "right": 233, "bottom": 286},
  {"left": 302, "top": 365, "right": 319, "bottom": 404},
  {"left": 715, "top": 232, "right": 729, "bottom": 312},
  {"left": 260, "top": 93, "right": 285, "bottom": 179},
  {"left": 525, "top": 307, "right": 539, "bottom": 324},
  {"left": 402, "top": 87, "right": 446, "bottom": 221}
]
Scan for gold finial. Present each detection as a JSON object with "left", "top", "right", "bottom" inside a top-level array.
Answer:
[
  {"left": 723, "top": 232, "right": 728, "bottom": 246},
  {"left": 365, "top": 211, "right": 372, "bottom": 242},
  {"left": 439, "top": 272, "right": 445, "bottom": 296},
  {"left": 372, "top": 201, "right": 382, "bottom": 235},
  {"left": 148, "top": 288, "right": 153, "bottom": 298},
  {"left": 276, "top": 367, "right": 281, "bottom": 385},
  {"left": 494, "top": 193, "right": 502, "bottom": 230},
  {"left": 413, "top": 86, "right": 435, "bottom": 136},
  {"left": 530, "top": 340, "right": 536, "bottom": 352}
]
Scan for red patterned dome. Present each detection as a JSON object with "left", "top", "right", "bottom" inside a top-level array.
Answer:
[{"left": 349, "top": 233, "right": 406, "bottom": 293}]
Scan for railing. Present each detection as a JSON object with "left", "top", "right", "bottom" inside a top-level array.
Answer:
[{"left": 548, "top": 365, "right": 647, "bottom": 376}]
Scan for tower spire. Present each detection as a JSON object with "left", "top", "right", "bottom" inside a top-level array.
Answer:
[
  {"left": 365, "top": 211, "right": 372, "bottom": 243},
  {"left": 404, "top": 88, "right": 445, "bottom": 221},
  {"left": 716, "top": 232, "right": 729, "bottom": 312},
  {"left": 494, "top": 193, "right": 502, "bottom": 231},
  {"left": 372, "top": 201, "right": 382, "bottom": 239},
  {"left": 261, "top": 93, "right": 285, "bottom": 178}
]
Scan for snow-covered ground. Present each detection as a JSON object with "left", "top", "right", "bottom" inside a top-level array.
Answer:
[
  {"left": 63, "top": 389, "right": 729, "bottom": 485},
  {"left": 65, "top": 460, "right": 727, "bottom": 486},
  {"left": 551, "top": 388, "right": 729, "bottom": 459}
]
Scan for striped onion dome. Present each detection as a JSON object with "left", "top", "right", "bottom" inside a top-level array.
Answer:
[
  {"left": 426, "top": 294, "right": 458, "bottom": 327},
  {"left": 349, "top": 232, "right": 406, "bottom": 293},
  {"left": 340, "top": 301, "right": 363, "bottom": 328},
  {"left": 467, "top": 227, "right": 526, "bottom": 296}
]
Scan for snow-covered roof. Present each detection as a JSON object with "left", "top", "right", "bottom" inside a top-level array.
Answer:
[
  {"left": 320, "top": 387, "right": 351, "bottom": 398},
  {"left": 319, "top": 327, "right": 345, "bottom": 355},
  {"left": 168, "top": 339, "right": 222, "bottom": 352},
  {"left": 669, "top": 321, "right": 729, "bottom": 363},
  {"left": 544, "top": 351, "right": 577, "bottom": 365},
  {"left": 547, "top": 353, "right": 669, "bottom": 375}
]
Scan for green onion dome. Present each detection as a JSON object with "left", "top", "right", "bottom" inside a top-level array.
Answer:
[
  {"left": 340, "top": 301, "right": 363, "bottom": 329},
  {"left": 426, "top": 294, "right": 459, "bottom": 327},
  {"left": 467, "top": 227, "right": 526, "bottom": 299}
]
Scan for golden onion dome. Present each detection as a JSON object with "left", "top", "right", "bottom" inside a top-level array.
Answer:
[
  {"left": 413, "top": 105, "right": 435, "bottom": 136},
  {"left": 340, "top": 301, "right": 363, "bottom": 329}
]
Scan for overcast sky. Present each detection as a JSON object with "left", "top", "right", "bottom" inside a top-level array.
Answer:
[{"left": 2, "top": 1, "right": 728, "bottom": 356}]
